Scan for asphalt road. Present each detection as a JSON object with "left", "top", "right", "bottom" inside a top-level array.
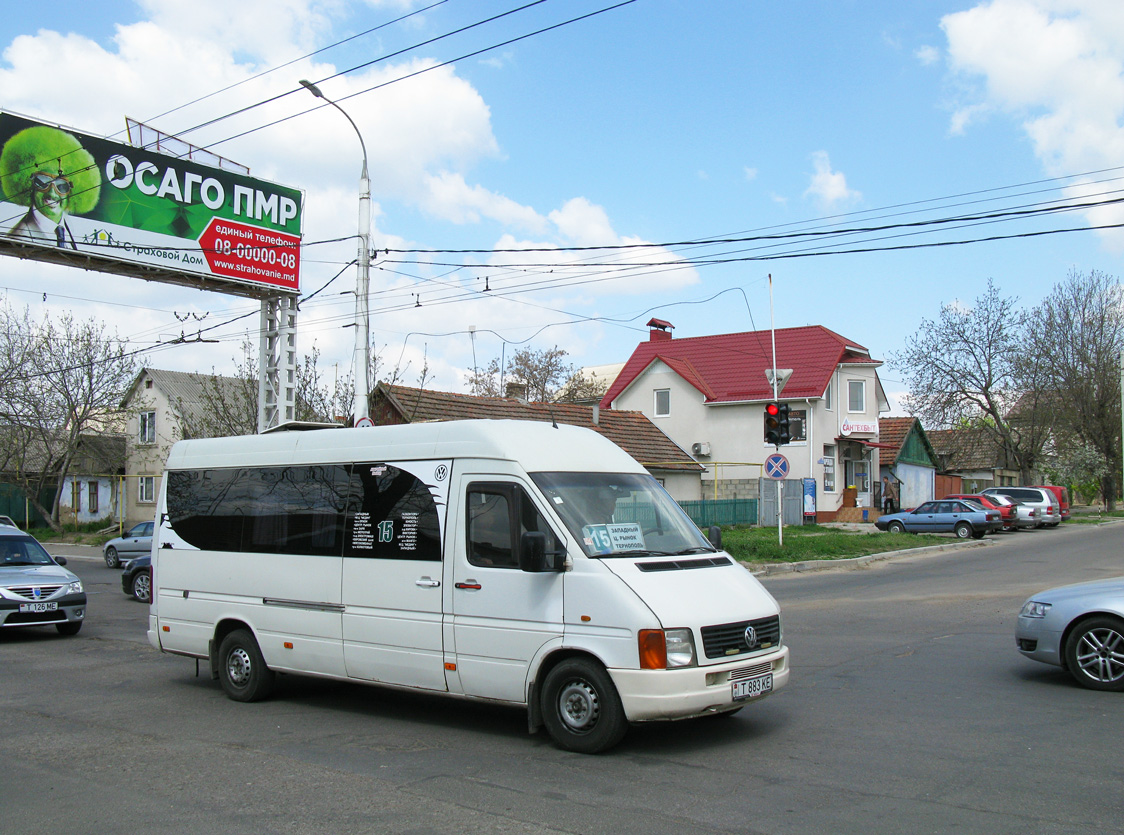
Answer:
[{"left": 2, "top": 524, "right": 1121, "bottom": 835}]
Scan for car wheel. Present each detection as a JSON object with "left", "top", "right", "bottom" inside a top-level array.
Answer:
[
  {"left": 218, "top": 629, "right": 276, "bottom": 702},
  {"left": 540, "top": 657, "right": 628, "bottom": 754},
  {"left": 56, "top": 621, "right": 82, "bottom": 636},
  {"left": 971, "top": 530, "right": 985, "bottom": 539},
  {"left": 104, "top": 546, "right": 119, "bottom": 568},
  {"left": 954, "top": 522, "right": 972, "bottom": 539},
  {"left": 888, "top": 521, "right": 905, "bottom": 534},
  {"left": 1063, "top": 616, "right": 1124, "bottom": 691},
  {"left": 132, "top": 571, "right": 152, "bottom": 604}
]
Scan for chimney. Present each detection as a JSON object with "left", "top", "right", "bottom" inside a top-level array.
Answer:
[
  {"left": 592, "top": 404, "right": 600, "bottom": 425},
  {"left": 647, "top": 317, "right": 674, "bottom": 342},
  {"left": 505, "top": 381, "right": 528, "bottom": 402}
]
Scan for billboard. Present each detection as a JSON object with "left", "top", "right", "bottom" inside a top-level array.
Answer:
[{"left": 0, "top": 111, "right": 303, "bottom": 296}]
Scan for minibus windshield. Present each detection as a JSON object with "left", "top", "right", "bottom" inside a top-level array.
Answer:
[{"left": 531, "top": 472, "right": 714, "bottom": 558}]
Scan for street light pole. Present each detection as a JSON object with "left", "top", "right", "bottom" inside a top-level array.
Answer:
[{"left": 300, "top": 79, "right": 372, "bottom": 425}]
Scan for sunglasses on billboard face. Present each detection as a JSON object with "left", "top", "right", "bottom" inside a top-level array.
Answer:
[{"left": 31, "top": 172, "right": 73, "bottom": 196}]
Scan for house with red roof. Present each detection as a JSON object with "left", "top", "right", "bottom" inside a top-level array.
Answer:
[
  {"left": 370, "top": 382, "right": 704, "bottom": 500},
  {"left": 599, "top": 320, "right": 890, "bottom": 521}
]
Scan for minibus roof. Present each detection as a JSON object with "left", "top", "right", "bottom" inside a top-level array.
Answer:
[{"left": 165, "top": 419, "right": 646, "bottom": 474}]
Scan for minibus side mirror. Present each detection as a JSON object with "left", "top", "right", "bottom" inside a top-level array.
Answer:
[
  {"left": 519, "top": 531, "right": 564, "bottom": 572},
  {"left": 707, "top": 525, "right": 722, "bottom": 549}
]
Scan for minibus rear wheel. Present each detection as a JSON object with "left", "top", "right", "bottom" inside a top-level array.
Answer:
[
  {"left": 540, "top": 658, "right": 627, "bottom": 754},
  {"left": 218, "top": 629, "right": 276, "bottom": 702}
]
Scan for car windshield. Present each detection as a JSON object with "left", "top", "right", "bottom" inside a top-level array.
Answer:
[
  {"left": 0, "top": 535, "right": 54, "bottom": 566},
  {"left": 960, "top": 499, "right": 986, "bottom": 511},
  {"left": 530, "top": 471, "right": 714, "bottom": 558}
]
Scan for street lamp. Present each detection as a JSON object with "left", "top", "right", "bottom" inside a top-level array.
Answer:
[{"left": 300, "top": 79, "right": 372, "bottom": 426}]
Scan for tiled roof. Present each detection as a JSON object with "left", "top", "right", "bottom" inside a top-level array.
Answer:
[
  {"left": 877, "top": 417, "right": 916, "bottom": 458},
  {"left": 927, "top": 427, "right": 1012, "bottom": 471},
  {"left": 373, "top": 383, "right": 703, "bottom": 472},
  {"left": 600, "top": 324, "right": 879, "bottom": 408}
]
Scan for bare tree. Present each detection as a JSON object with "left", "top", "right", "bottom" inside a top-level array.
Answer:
[
  {"left": 891, "top": 279, "right": 1052, "bottom": 482},
  {"left": 180, "top": 342, "right": 355, "bottom": 438},
  {"left": 1023, "top": 269, "right": 1123, "bottom": 507},
  {"left": 0, "top": 306, "right": 136, "bottom": 530},
  {"left": 465, "top": 345, "right": 574, "bottom": 401}
]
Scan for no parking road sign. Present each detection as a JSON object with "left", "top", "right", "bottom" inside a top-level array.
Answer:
[{"left": 764, "top": 453, "right": 789, "bottom": 480}]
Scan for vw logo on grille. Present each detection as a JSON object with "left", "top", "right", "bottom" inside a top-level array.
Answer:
[
  {"left": 32, "top": 586, "right": 42, "bottom": 599},
  {"left": 743, "top": 625, "right": 757, "bottom": 648}
]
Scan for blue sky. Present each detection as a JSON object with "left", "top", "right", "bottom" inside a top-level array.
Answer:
[{"left": 3, "top": 0, "right": 1123, "bottom": 415}]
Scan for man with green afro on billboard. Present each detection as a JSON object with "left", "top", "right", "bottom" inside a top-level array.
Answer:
[{"left": 1, "top": 125, "right": 100, "bottom": 249}]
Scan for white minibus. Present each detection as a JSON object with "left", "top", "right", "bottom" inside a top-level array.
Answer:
[{"left": 147, "top": 419, "right": 788, "bottom": 753}]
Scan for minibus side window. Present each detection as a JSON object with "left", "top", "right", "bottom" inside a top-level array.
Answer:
[
  {"left": 466, "top": 483, "right": 559, "bottom": 569},
  {"left": 343, "top": 463, "right": 442, "bottom": 561}
]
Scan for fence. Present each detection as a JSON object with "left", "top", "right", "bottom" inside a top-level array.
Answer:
[{"left": 678, "top": 498, "right": 758, "bottom": 527}]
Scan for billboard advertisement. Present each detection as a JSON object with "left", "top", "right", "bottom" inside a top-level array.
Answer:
[{"left": 0, "top": 111, "right": 303, "bottom": 294}]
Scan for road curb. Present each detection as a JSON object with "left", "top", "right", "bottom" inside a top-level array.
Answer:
[{"left": 749, "top": 538, "right": 992, "bottom": 577}]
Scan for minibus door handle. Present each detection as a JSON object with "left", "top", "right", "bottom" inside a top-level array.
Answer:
[
  {"left": 415, "top": 577, "right": 441, "bottom": 588},
  {"left": 455, "top": 580, "right": 482, "bottom": 590}
]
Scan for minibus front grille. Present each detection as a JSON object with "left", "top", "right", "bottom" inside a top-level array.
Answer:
[
  {"left": 701, "top": 615, "right": 781, "bottom": 658},
  {"left": 636, "top": 556, "right": 732, "bottom": 572}
]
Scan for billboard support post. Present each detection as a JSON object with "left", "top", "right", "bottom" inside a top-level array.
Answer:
[
  {"left": 258, "top": 295, "right": 297, "bottom": 432},
  {"left": 300, "top": 80, "right": 371, "bottom": 425}
]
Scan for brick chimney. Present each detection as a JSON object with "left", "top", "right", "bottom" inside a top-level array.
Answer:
[
  {"left": 647, "top": 317, "right": 674, "bottom": 342},
  {"left": 505, "top": 381, "right": 528, "bottom": 402}
]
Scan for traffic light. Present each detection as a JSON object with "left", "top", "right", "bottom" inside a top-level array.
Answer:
[
  {"left": 776, "top": 403, "right": 792, "bottom": 445},
  {"left": 764, "top": 402, "right": 792, "bottom": 446},
  {"left": 764, "top": 402, "right": 782, "bottom": 445}
]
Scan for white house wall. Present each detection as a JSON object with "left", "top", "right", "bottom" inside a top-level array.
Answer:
[{"left": 893, "top": 462, "right": 935, "bottom": 510}]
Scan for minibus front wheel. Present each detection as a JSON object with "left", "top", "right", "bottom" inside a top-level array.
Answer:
[
  {"left": 217, "top": 629, "right": 276, "bottom": 702},
  {"left": 540, "top": 657, "right": 627, "bottom": 754}
]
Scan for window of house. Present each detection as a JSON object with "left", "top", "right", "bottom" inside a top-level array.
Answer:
[
  {"left": 847, "top": 380, "right": 865, "bottom": 413},
  {"left": 789, "top": 409, "right": 807, "bottom": 443},
  {"left": 139, "top": 476, "right": 155, "bottom": 504},
  {"left": 823, "top": 444, "right": 836, "bottom": 492},
  {"left": 824, "top": 379, "right": 833, "bottom": 410},
  {"left": 71, "top": 481, "right": 81, "bottom": 512},
  {"left": 654, "top": 389, "right": 670, "bottom": 417},
  {"left": 88, "top": 482, "right": 99, "bottom": 514},
  {"left": 139, "top": 411, "right": 156, "bottom": 444}
]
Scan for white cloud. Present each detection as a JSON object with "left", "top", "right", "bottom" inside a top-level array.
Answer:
[
  {"left": 804, "top": 150, "right": 861, "bottom": 212},
  {"left": 942, "top": 0, "right": 1124, "bottom": 249},
  {"left": 916, "top": 44, "right": 940, "bottom": 65},
  {"left": 743, "top": 166, "right": 758, "bottom": 181}
]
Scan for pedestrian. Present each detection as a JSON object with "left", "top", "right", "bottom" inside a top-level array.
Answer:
[{"left": 882, "top": 476, "right": 896, "bottom": 513}]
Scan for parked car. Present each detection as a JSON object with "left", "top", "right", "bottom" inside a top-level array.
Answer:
[
  {"left": 1016, "top": 577, "right": 1124, "bottom": 691},
  {"left": 875, "top": 499, "right": 1002, "bottom": 539},
  {"left": 944, "top": 493, "right": 1037, "bottom": 531},
  {"left": 0, "top": 522, "right": 86, "bottom": 635},
  {"left": 103, "top": 520, "right": 154, "bottom": 568},
  {"left": 121, "top": 555, "right": 152, "bottom": 603},
  {"left": 1032, "top": 485, "right": 1070, "bottom": 521},
  {"left": 982, "top": 487, "right": 1060, "bottom": 527},
  {"left": 0, "top": 515, "right": 18, "bottom": 528}
]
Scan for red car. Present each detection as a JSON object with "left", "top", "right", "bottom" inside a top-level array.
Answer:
[{"left": 945, "top": 493, "right": 1024, "bottom": 532}]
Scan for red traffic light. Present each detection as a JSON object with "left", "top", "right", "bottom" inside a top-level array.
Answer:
[{"left": 765, "top": 402, "right": 780, "bottom": 417}]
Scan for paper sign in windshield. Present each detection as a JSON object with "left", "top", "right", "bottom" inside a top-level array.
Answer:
[{"left": 582, "top": 522, "right": 645, "bottom": 555}]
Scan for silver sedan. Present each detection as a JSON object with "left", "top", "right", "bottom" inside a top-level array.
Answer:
[{"left": 1016, "top": 577, "right": 1124, "bottom": 691}]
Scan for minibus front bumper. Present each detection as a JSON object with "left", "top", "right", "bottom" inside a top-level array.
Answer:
[{"left": 609, "top": 645, "right": 790, "bottom": 722}]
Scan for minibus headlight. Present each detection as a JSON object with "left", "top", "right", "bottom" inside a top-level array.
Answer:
[
  {"left": 638, "top": 628, "right": 697, "bottom": 669},
  {"left": 665, "top": 628, "right": 696, "bottom": 668}
]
